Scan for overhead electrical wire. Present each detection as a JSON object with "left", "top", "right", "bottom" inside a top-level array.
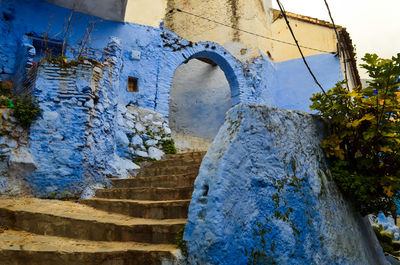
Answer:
[
  {"left": 323, "top": 0, "right": 349, "bottom": 88},
  {"left": 275, "top": 0, "right": 329, "bottom": 97},
  {"left": 167, "top": 8, "right": 332, "bottom": 54}
]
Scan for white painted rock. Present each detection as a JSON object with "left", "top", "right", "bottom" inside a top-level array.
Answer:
[
  {"left": 7, "top": 147, "right": 37, "bottom": 179},
  {"left": 131, "top": 135, "right": 143, "bottom": 147},
  {"left": 148, "top": 147, "right": 164, "bottom": 160}
]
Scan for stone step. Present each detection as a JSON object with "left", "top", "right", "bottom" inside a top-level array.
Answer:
[
  {"left": 139, "top": 165, "right": 200, "bottom": 177},
  {"left": 110, "top": 174, "right": 197, "bottom": 188},
  {"left": 0, "top": 230, "right": 177, "bottom": 265},
  {"left": 95, "top": 187, "right": 194, "bottom": 201},
  {"left": 144, "top": 158, "right": 202, "bottom": 168},
  {"left": 0, "top": 199, "right": 185, "bottom": 244},
  {"left": 80, "top": 198, "right": 190, "bottom": 219},
  {"left": 164, "top": 152, "right": 206, "bottom": 160}
]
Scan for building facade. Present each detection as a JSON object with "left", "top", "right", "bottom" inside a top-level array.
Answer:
[{"left": 0, "top": 0, "right": 357, "bottom": 197}]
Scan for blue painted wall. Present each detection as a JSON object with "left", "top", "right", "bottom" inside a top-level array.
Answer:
[
  {"left": 0, "top": 0, "right": 344, "bottom": 115},
  {"left": 0, "top": 0, "right": 247, "bottom": 116},
  {"left": 0, "top": 0, "right": 346, "bottom": 196},
  {"left": 274, "top": 53, "right": 343, "bottom": 112},
  {"left": 0, "top": 0, "right": 163, "bottom": 112},
  {"left": 170, "top": 59, "right": 232, "bottom": 140}
]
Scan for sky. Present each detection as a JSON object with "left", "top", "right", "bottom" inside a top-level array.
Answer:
[{"left": 271, "top": 0, "right": 400, "bottom": 79}]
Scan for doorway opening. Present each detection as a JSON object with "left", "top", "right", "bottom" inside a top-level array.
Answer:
[{"left": 169, "top": 58, "right": 232, "bottom": 152}]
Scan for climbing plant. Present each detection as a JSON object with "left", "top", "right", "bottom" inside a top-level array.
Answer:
[{"left": 310, "top": 53, "right": 400, "bottom": 216}]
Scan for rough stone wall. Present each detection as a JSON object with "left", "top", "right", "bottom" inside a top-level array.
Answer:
[
  {"left": 28, "top": 62, "right": 97, "bottom": 197},
  {"left": 0, "top": 0, "right": 345, "bottom": 115},
  {"left": 0, "top": 2, "right": 18, "bottom": 80},
  {"left": 12, "top": 37, "right": 36, "bottom": 95},
  {"left": 184, "top": 104, "right": 387, "bottom": 265},
  {"left": 23, "top": 38, "right": 123, "bottom": 197},
  {"left": 79, "top": 37, "right": 124, "bottom": 193},
  {"left": 0, "top": 109, "right": 35, "bottom": 196},
  {"left": 0, "top": 0, "right": 350, "bottom": 195},
  {"left": 116, "top": 105, "right": 172, "bottom": 163},
  {"left": 1, "top": 37, "right": 175, "bottom": 198}
]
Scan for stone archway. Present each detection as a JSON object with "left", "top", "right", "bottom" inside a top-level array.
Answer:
[
  {"left": 169, "top": 58, "right": 232, "bottom": 152},
  {"left": 155, "top": 40, "right": 246, "bottom": 152},
  {"left": 154, "top": 40, "right": 246, "bottom": 116}
]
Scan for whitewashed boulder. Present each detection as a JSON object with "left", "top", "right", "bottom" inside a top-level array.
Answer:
[{"left": 184, "top": 104, "right": 387, "bottom": 265}]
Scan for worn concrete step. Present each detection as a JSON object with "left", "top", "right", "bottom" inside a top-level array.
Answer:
[
  {"left": 146, "top": 157, "right": 203, "bottom": 167},
  {"left": 80, "top": 199, "right": 190, "bottom": 219},
  {"left": 0, "top": 199, "right": 185, "bottom": 244},
  {"left": 95, "top": 187, "right": 194, "bottom": 201},
  {"left": 139, "top": 165, "right": 200, "bottom": 177},
  {"left": 164, "top": 152, "right": 206, "bottom": 160},
  {"left": 0, "top": 230, "right": 178, "bottom": 265},
  {"left": 110, "top": 174, "right": 197, "bottom": 188}
]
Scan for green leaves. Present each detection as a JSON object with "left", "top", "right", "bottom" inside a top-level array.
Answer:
[
  {"left": 310, "top": 53, "right": 400, "bottom": 216},
  {"left": 0, "top": 98, "right": 14, "bottom": 108}
]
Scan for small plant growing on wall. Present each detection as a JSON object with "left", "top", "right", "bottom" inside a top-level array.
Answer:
[
  {"left": 160, "top": 139, "right": 177, "bottom": 154},
  {"left": 175, "top": 225, "right": 188, "bottom": 258},
  {"left": 0, "top": 98, "right": 14, "bottom": 108},
  {"left": 12, "top": 94, "right": 41, "bottom": 128},
  {"left": 38, "top": 7, "right": 100, "bottom": 66},
  {"left": 310, "top": 53, "right": 400, "bottom": 216}
]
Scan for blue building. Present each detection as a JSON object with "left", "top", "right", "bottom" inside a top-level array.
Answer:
[{"left": 0, "top": 0, "right": 359, "bottom": 197}]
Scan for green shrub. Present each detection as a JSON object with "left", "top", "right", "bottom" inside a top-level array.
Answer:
[
  {"left": 0, "top": 98, "right": 14, "bottom": 108},
  {"left": 13, "top": 94, "right": 41, "bottom": 128},
  {"left": 160, "top": 139, "right": 177, "bottom": 154},
  {"left": 310, "top": 53, "right": 400, "bottom": 216},
  {"left": 373, "top": 225, "right": 396, "bottom": 254},
  {"left": 176, "top": 225, "right": 188, "bottom": 258}
]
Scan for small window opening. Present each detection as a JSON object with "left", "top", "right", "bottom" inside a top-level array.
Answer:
[
  {"left": 127, "top": 76, "right": 139, "bottom": 92},
  {"left": 28, "top": 34, "right": 63, "bottom": 60}
]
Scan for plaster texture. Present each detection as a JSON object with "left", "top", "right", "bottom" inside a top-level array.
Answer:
[
  {"left": 170, "top": 59, "right": 232, "bottom": 140},
  {"left": 45, "top": 0, "right": 128, "bottom": 22},
  {"left": 184, "top": 104, "right": 387, "bottom": 265},
  {"left": 26, "top": 55, "right": 174, "bottom": 197},
  {"left": 271, "top": 9, "right": 338, "bottom": 62},
  {"left": 0, "top": 109, "right": 34, "bottom": 196},
  {"left": 273, "top": 53, "right": 343, "bottom": 112},
  {"left": 0, "top": 0, "right": 347, "bottom": 196},
  {"left": 164, "top": 0, "right": 274, "bottom": 58},
  {"left": 124, "top": 0, "right": 168, "bottom": 27},
  {"left": 28, "top": 61, "right": 111, "bottom": 197},
  {"left": 0, "top": 0, "right": 343, "bottom": 114},
  {"left": 21, "top": 37, "right": 171, "bottom": 197}
]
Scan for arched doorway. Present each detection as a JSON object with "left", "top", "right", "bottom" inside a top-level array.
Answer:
[
  {"left": 169, "top": 58, "right": 232, "bottom": 152},
  {"left": 154, "top": 39, "right": 246, "bottom": 152}
]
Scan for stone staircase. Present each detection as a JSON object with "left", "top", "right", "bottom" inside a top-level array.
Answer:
[{"left": 0, "top": 152, "right": 205, "bottom": 265}]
